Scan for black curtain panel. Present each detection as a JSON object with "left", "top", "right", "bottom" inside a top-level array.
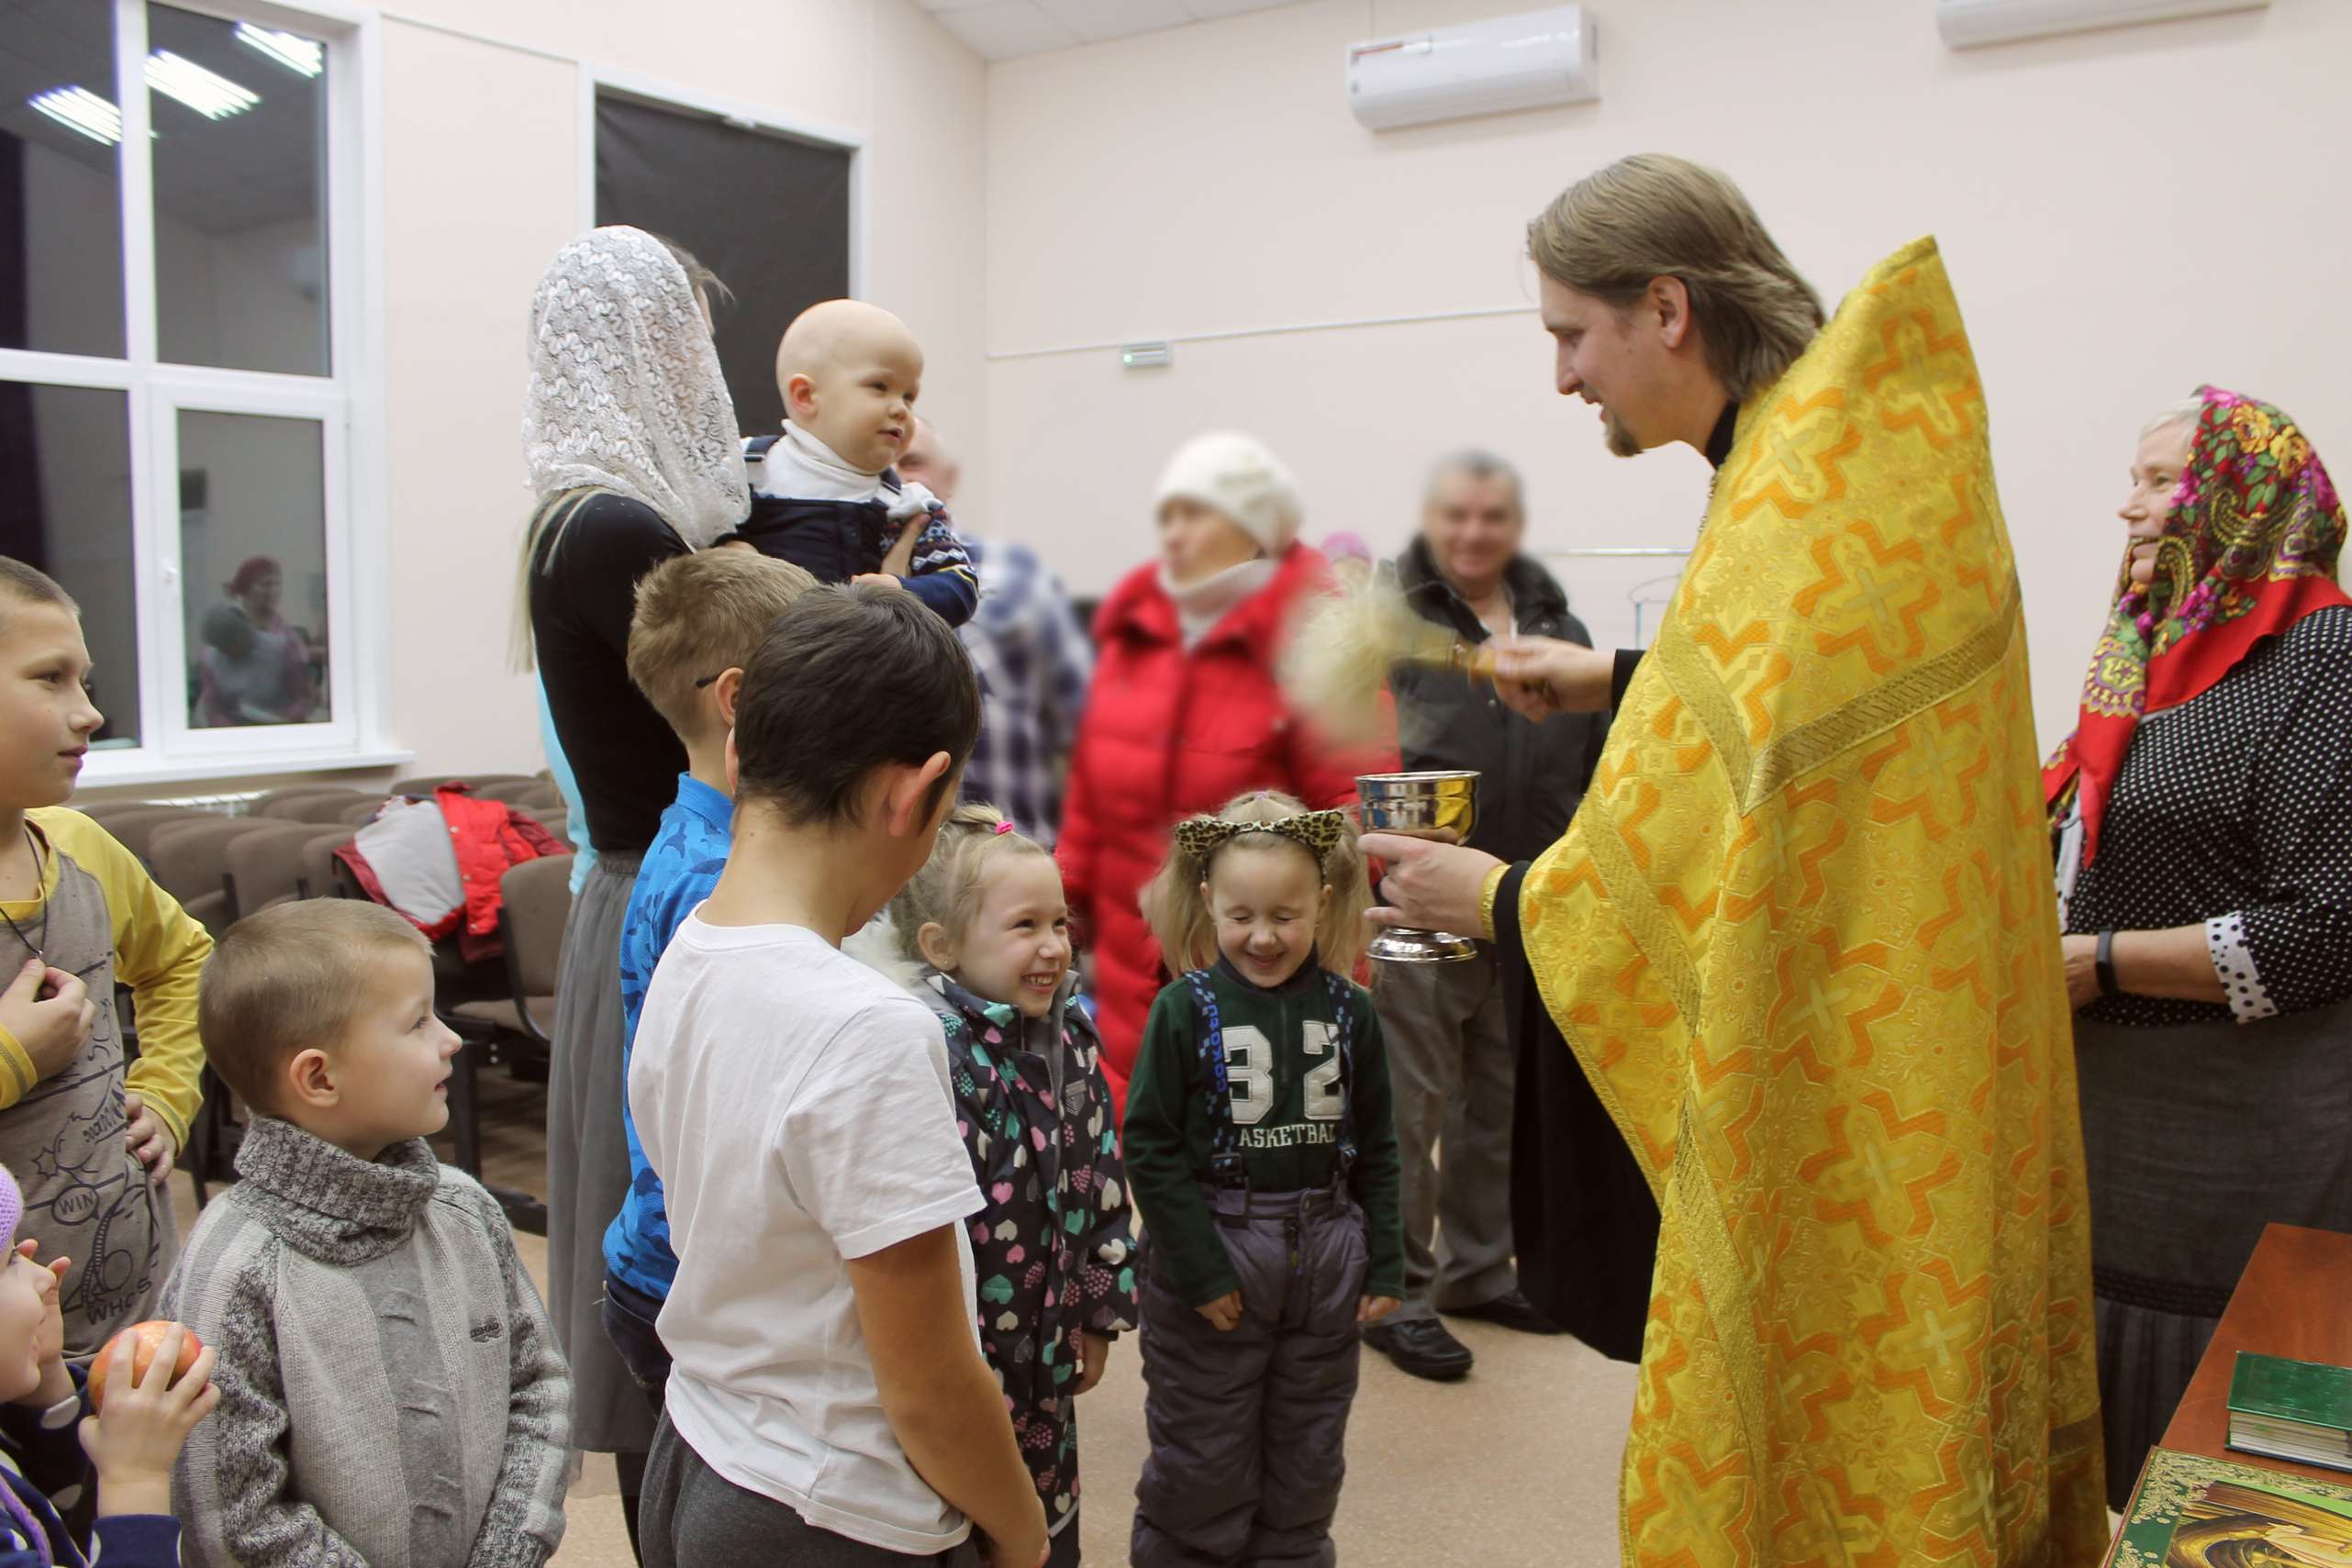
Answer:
[
  {"left": 594, "top": 93, "right": 853, "bottom": 440},
  {"left": 0, "top": 132, "right": 42, "bottom": 567}
]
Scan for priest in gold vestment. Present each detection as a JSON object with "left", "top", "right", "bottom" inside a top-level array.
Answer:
[{"left": 1365, "top": 156, "right": 2109, "bottom": 1564}]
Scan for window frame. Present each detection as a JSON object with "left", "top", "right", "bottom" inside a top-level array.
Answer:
[
  {"left": 0, "top": 0, "right": 400, "bottom": 788},
  {"left": 577, "top": 62, "right": 868, "bottom": 298}
]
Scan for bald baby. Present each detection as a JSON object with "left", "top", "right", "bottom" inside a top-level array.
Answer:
[
  {"left": 775, "top": 298, "right": 925, "bottom": 475},
  {"left": 735, "top": 298, "right": 979, "bottom": 625}
]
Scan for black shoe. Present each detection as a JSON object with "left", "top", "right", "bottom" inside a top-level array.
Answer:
[
  {"left": 1443, "top": 1289, "right": 1566, "bottom": 1335},
  {"left": 1364, "top": 1317, "right": 1475, "bottom": 1381}
]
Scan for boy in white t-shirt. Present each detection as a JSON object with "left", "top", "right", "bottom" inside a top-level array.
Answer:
[{"left": 629, "top": 584, "right": 1046, "bottom": 1568}]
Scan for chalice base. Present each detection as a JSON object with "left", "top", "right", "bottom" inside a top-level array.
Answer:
[{"left": 1368, "top": 926, "right": 1480, "bottom": 964}]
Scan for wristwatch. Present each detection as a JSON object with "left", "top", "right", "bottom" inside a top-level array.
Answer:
[{"left": 2094, "top": 929, "right": 2120, "bottom": 998}]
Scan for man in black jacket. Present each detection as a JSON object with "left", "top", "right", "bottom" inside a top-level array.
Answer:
[{"left": 1363, "top": 450, "right": 1607, "bottom": 1382}]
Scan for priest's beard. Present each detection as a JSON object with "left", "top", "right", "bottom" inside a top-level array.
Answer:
[{"left": 1604, "top": 407, "right": 1642, "bottom": 458}]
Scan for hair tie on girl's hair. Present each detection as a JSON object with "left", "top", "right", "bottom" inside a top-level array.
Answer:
[{"left": 993, "top": 821, "right": 1015, "bottom": 835}]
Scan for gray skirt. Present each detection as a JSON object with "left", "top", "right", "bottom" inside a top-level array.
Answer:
[
  {"left": 545, "top": 850, "right": 653, "bottom": 1456},
  {"left": 2076, "top": 997, "right": 2352, "bottom": 1507}
]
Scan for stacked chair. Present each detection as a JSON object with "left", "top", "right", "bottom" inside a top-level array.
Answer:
[{"left": 77, "top": 773, "right": 574, "bottom": 1233}]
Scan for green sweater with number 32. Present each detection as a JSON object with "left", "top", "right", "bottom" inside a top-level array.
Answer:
[{"left": 1121, "top": 956, "right": 1406, "bottom": 1309}]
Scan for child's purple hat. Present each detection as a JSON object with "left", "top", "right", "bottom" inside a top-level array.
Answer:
[{"left": 0, "top": 1162, "right": 19, "bottom": 1249}]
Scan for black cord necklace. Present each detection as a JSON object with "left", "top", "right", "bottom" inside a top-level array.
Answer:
[{"left": 0, "top": 826, "right": 48, "bottom": 965}]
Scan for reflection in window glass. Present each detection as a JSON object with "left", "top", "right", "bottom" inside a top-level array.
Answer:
[
  {"left": 0, "top": 1, "right": 128, "bottom": 358},
  {"left": 149, "top": 4, "right": 329, "bottom": 375},
  {"left": 0, "top": 384, "right": 139, "bottom": 746},
  {"left": 179, "top": 410, "right": 329, "bottom": 728}
]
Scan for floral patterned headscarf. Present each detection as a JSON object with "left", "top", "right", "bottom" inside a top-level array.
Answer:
[{"left": 2044, "top": 386, "right": 2348, "bottom": 864}]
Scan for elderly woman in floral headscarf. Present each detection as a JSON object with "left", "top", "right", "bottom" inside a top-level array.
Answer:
[
  {"left": 2045, "top": 385, "right": 2352, "bottom": 1506},
  {"left": 513, "top": 226, "right": 747, "bottom": 1546}
]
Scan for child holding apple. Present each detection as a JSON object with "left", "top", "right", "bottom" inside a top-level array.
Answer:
[
  {"left": 161, "top": 901, "right": 574, "bottom": 1568},
  {"left": 0, "top": 1160, "right": 215, "bottom": 1567}
]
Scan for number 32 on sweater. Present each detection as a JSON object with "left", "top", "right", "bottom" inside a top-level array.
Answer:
[{"left": 1221, "top": 1022, "right": 1342, "bottom": 1125}]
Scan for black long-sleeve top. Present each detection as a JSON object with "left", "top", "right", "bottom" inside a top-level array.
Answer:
[{"left": 2065, "top": 606, "right": 2352, "bottom": 1029}]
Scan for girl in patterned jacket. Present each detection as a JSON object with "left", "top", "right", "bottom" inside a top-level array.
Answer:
[{"left": 855, "top": 805, "right": 1138, "bottom": 1568}]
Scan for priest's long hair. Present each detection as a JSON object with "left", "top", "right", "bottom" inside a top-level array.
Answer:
[{"left": 1528, "top": 152, "right": 1825, "bottom": 402}]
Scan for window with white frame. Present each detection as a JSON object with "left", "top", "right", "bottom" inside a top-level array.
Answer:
[{"left": 1, "top": 0, "right": 381, "bottom": 785}]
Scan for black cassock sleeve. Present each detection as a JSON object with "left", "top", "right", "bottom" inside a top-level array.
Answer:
[{"left": 1495, "top": 860, "right": 1661, "bottom": 1364}]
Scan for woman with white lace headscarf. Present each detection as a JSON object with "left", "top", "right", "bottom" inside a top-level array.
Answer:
[{"left": 514, "top": 225, "right": 746, "bottom": 1551}]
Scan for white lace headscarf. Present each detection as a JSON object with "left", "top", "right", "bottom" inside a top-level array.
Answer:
[{"left": 521, "top": 226, "right": 749, "bottom": 550}]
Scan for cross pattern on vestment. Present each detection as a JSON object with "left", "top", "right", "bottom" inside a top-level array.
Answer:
[
  {"left": 1971, "top": 1463, "right": 2001, "bottom": 1540},
  {"left": 1660, "top": 1459, "right": 1718, "bottom": 1536},
  {"left": 1843, "top": 559, "right": 1911, "bottom": 646},
  {"left": 1873, "top": 317, "right": 1974, "bottom": 446},
  {"left": 1730, "top": 395, "right": 1859, "bottom": 524},
  {"left": 1757, "top": 812, "right": 1795, "bottom": 877},
  {"left": 1861, "top": 1137, "right": 1901, "bottom": 1203},
  {"left": 1916, "top": 1306, "right": 1965, "bottom": 1374},
  {"left": 1902, "top": 718, "right": 1974, "bottom": 789},
  {"left": 1802, "top": 976, "right": 1856, "bottom": 1045},
  {"left": 1767, "top": 428, "right": 1816, "bottom": 483}
]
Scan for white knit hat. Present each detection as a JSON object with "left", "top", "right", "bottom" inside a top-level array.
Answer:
[{"left": 1154, "top": 432, "right": 1303, "bottom": 555}]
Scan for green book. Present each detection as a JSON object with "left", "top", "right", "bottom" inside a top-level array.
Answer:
[{"left": 2230, "top": 1351, "right": 2352, "bottom": 1432}]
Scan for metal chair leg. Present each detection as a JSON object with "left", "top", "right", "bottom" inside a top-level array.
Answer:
[
  {"left": 440, "top": 1028, "right": 546, "bottom": 1237},
  {"left": 184, "top": 1100, "right": 212, "bottom": 1210},
  {"left": 447, "top": 1038, "right": 483, "bottom": 1175},
  {"left": 183, "top": 1064, "right": 241, "bottom": 1209}
]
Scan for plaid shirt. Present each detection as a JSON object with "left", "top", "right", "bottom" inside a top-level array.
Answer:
[{"left": 958, "top": 536, "right": 1093, "bottom": 844}]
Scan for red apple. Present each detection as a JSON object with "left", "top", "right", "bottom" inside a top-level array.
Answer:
[{"left": 87, "top": 1320, "right": 203, "bottom": 1412}]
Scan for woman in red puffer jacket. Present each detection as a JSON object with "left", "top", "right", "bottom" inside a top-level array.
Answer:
[{"left": 1059, "top": 431, "right": 1397, "bottom": 1114}]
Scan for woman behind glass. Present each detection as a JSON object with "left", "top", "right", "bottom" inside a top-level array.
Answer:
[{"left": 195, "top": 556, "right": 318, "bottom": 726}]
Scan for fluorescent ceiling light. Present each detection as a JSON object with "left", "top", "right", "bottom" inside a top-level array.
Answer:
[
  {"left": 146, "top": 50, "right": 260, "bottom": 118},
  {"left": 234, "top": 24, "right": 323, "bottom": 77},
  {"left": 27, "top": 85, "right": 122, "bottom": 145}
]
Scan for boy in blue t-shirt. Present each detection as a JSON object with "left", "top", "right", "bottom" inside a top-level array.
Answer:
[{"left": 601, "top": 549, "right": 816, "bottom": 1402}]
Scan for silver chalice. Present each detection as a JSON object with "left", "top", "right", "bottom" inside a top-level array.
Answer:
[{"left": 1357, "top": 770, "right": 1480, "bottom": 963}]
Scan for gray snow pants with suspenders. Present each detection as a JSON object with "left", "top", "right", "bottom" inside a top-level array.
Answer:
[{"left": 1130, "top": 1179, "right": 1371, "bottom": 1568}]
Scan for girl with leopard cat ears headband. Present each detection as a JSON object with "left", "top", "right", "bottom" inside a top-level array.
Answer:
[{"left": 1120, "top": 789, "right": 1402, "bottom": 1568}]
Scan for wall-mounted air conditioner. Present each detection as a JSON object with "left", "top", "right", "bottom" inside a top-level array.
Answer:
[
  {"left": 1937, "top": 0, "right": 2268, "bottom": 49},
  {"left": 1346, "top": 6, "right": 1597, "bottom": 133}
]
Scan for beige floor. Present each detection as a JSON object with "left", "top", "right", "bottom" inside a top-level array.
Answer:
[{"left": 175, "top": 1069, "right": 1644, "bottom": 1567}]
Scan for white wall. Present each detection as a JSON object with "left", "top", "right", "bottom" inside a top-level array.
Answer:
[
  {"left": 978, "top": 0, "right": 2352, "bottom": 750},
  {"left": 371, "top": 0, "right": 988, "bottom": 777}
]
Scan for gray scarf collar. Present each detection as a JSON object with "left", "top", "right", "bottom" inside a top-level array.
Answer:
[{"left": 231, "top": 1116, "right": 441, "bottom": 1266}]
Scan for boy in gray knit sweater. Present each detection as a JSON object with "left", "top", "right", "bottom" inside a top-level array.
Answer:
[{"left": 162, "top": 901, "right": 572, "bottom": 1568}]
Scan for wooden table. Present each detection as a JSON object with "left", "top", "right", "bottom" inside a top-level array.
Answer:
[{"left": 2104, "top": 1223, "right": 2352, "bottom": 1563}]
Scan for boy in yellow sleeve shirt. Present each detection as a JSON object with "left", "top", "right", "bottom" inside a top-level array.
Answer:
[{"left": 0, "top": 558, "right": 211, "bottom": 1358}]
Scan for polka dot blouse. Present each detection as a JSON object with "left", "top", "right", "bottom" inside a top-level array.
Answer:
[{"left": 2064, "top": 605, "right": 2352, "bottom": 1029}]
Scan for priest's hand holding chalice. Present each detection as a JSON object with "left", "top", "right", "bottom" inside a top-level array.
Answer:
[
  {"left": 1356, "top": 772, "right": 1488, "bottom": 961},
  {"left": 1277, "top": 567, "right": 1614, "bottom": 939}
]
